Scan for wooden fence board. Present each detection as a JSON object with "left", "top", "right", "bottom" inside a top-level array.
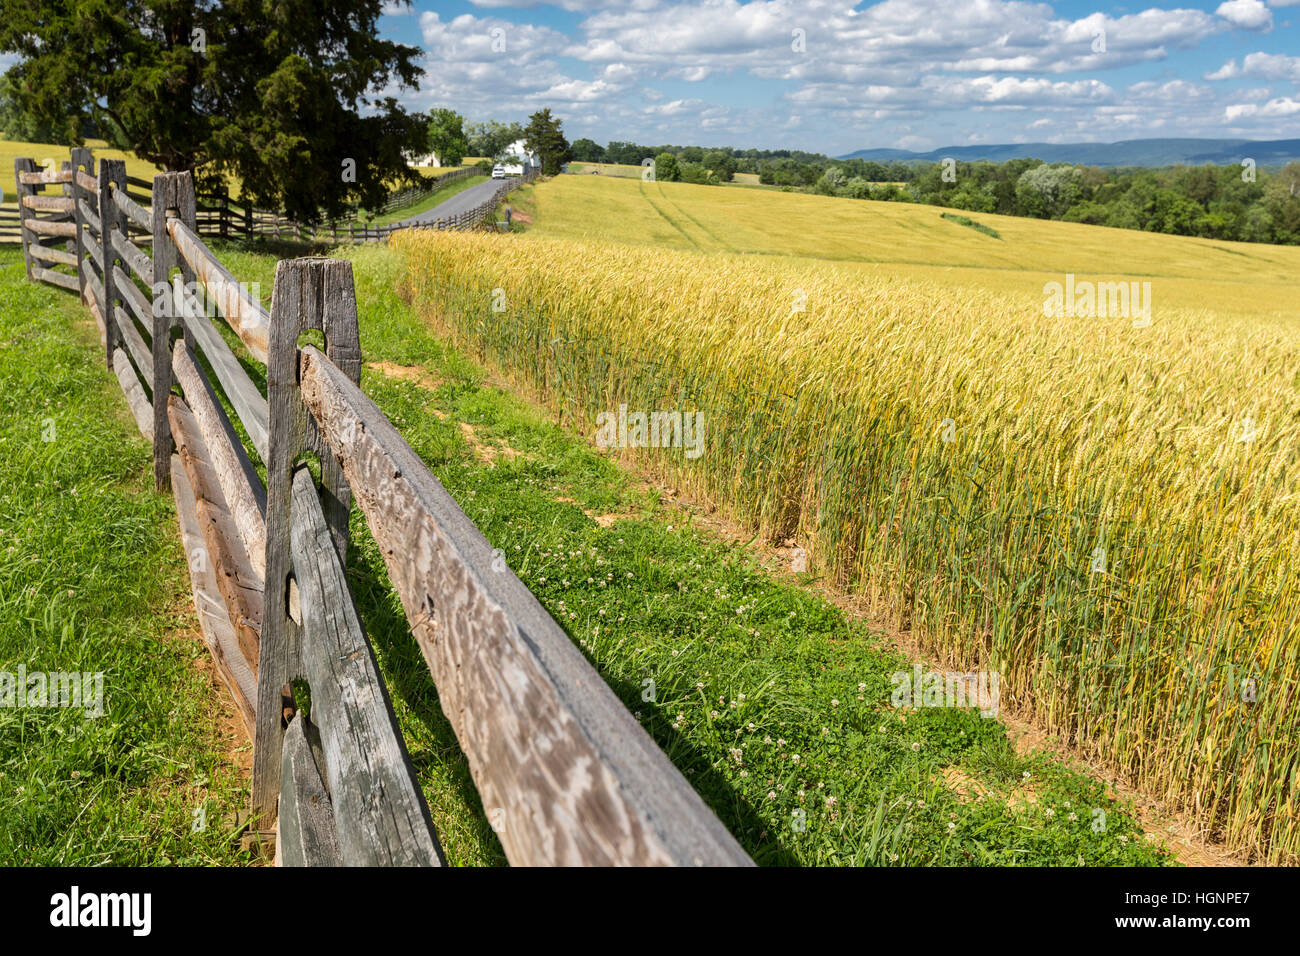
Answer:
[
  {"left": 115, "top": 306, "right": 152, "bottom": 385},
  {"left": 170, "top": 454, "right": 257, "bottom": 735},
  {"left": 173, "top": 338, "right": 268, "bottom": 582},
  {"left": 276, "top": 714, "right": 341, "bottom": 866},
  {"left": 169, "top": 218, "right": 270, "bottom": 363},
  {"left": 168, "top": 395, "right": 264, "bottom": 677},
  {"left": 112, "top": 347, "right": 153, "bottom": 442},
  {"left": 288, "top": 465, "right": 443, "bottom": 866},
  {"left": 173, "top": 286, "right": 270, "bottom": 463},
  {"left": 298, "top": 347, "right": 754, "bottom": 867}
]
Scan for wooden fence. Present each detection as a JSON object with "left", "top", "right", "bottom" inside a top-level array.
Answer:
[
  {"left": 193, "top": 166, "right": 535, "bottom": 243},
  {"left": 13, "top": 151, "right": 752, "bottom": 867}
]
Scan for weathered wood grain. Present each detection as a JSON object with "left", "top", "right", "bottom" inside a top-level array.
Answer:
[
  {"left": 169, "top": 394, "right": 264, "bottom": 677},
  {"left": 15, "top": 159, "right": 36, "bottom": 280},
  {"left": 112, "top": 264, "right": 153, "bottom": 327},
  {"left": 80, "top": 257, "right": 104, "bottom": 314},
  {"left": 33, "top": 266, "right": 79, "bottom": 292},
  {"left": 111, "top": 185, "right": 151, "bottom": 231},
  {"left": 169, "top": 218, "right": 270, "bottom": 363},
  {"left": 76, "top": 197, "right": 101, "bottom": 234},
  {"left": 22, "top": 194, "right": 74, "bottom": 213},
  {"left": 89, "top": 296, "right": 106, "bottom": 348},
  {"left": 82, "top": 233, "right": 104, "bottom": 271},
  {"left": 288, "top": 466, "right": 443, "bottom": 866},
  {"left": 112, "top": 231, "right": 152, "bottom": 286},
  {"left": 115, "top": 306, "right": 152, "bottom": 386},
  {"left": 253, "top": 257, "right": 360, "bottom": 818},
  {"left": 170, "top": 454, "right": 257, "bottom": 736},
  {"left": 173, "top": 338, "right": 267, "bottom": 582},
  {"left": 172, "top": 285, "right": 270, "bottom": 463},
  {"left": 276, "top": 713, "right": 341, "bottom": 866},
  {"left": 18, "top": 168, "right": 73, "bottom": 185},
  {"left": 28, "top": 244, "right": 78, "bottom": 268},
  {"left": 152, "top": 172, "right": 197, "bottom": 491},
  {"left": 112, "top": 347, "right": 153, "bottom": 442},
  {"left": 98, "top": 159, "right": 127, "bottom": 371},
  {"left": 22, "top": 218, "right": 77, "bottom": 238},
  {"left": 299, "top": 347, "right": 754, "bottom": 867}
]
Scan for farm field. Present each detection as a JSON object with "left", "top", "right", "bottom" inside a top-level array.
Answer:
[
  {"left": 390, "top": 172, "right": 1300, "bottom": 863},
  {"left": 534, "top": 174, "right": 1299, "bottom": 320}
]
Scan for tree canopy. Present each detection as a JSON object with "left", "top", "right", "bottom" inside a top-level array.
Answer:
[
  {"left": 0, "top": 0, "right": 427, "bottom": 221},
  {"left": 426, "top": 108, "right": 469, "bottom": 167},
  {"left": 523, "top": 108, "right": 570, "bottom": 177}
]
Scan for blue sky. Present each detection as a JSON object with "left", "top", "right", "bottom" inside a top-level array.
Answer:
[{"left": 370, "top": 0, "right": 1300, "bottom": 154}]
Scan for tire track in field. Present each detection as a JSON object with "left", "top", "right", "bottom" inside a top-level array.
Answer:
[
  {"left": 637, "top": 180, "right": 701, "bottom": 250},
  {"left": 654, "top": 184, "right": 738, "bottom": 253}
]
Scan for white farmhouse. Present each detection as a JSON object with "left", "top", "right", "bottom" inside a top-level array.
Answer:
[
  {"left": 403, "top": 149, "right": 442, "bottom": 168},
  {"left": 499, "top": 139, "right": 541, "bottom": 175}
]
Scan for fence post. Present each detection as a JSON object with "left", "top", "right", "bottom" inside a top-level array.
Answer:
[
  {"left": 98, "top": 159, "right": 126, "bottom": 371},
  {"left": 15, "top": 158, "right": 36, "bottom": 281},
  {"left": 219, "top": 186, "right": 230, "bottom": 240},
  {"left": 69, "top": 148, "right": 94, "bottom": 310},
  {"left": 252, "top": 256, "right": 363, "bottom": 821},
  {"left": 149, "top": 171, "right": 196, "bottom": 491}
]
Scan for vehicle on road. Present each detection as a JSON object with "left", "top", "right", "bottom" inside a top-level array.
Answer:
[{"left": 492, "top": 164, "right": 505, "bottom": 179}]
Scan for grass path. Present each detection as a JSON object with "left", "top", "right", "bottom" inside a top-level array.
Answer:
[{"left": 0, "top": 246, "right": 250, "bottom": 865}]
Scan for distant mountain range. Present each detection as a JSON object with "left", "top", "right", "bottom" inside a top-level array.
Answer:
[{"left": 838, "top": 138, "right": 1300, "bottom": 167}]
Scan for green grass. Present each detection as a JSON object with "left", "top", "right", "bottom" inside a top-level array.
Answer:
[
  {"left": 940, "top": 212, "right": 1001, "bottom": 239},
  {"left": 0, "top": 246, "right": 251, "bottom": 865},
  {"left": 360, "top": 174, "right": 488, "bottom": 227}
]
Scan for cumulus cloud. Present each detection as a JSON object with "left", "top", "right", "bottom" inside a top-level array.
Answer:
[
  {"left": 1214, "top": 0, "right": 1273, "bottom": 31},
  {"left": 1225, "top": 96, "right": 1300, "bottom": 119}
]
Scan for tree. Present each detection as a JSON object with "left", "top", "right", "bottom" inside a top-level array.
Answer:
[
  {"left": 654, "top": 152, "right": 680, "bottom": 182},
  {"left": 702, "top": 149, "right": 735, "bottom": 182},
  {"left": 426, "top": 108, "right": 468, "bottom": 167},
  {"left": 0, "top": 70, "right": 100, "bottom": 144},
  {"left": 467, "top": 120, "right": 524, "bottom": 161},
  {"left": 570, "top": 137, "right": 605, "bottom": 163},
  {"left": 523, "top": 108, "right": 570, "bottom": 176},
  {"left": 0, "top": 0, "right": 426, "bottom": 222}
]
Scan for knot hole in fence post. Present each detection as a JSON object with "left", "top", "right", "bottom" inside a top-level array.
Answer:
[{"left": 252, "top": 257, "right": 362, "bottom": 820}]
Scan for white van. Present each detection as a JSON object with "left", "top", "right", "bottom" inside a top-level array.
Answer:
[{"left": 491, "top": 164, "right": 505, "bottom": 179}]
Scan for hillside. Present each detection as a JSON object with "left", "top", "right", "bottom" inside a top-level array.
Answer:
[{"left": 839, "top": 137, "right": 1300, "bottom": 167}]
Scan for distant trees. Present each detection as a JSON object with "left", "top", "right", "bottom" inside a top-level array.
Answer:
[
  {"left": 654, "top": 152, "right": 679, "bottom": 182},
  {"left": 522, "top": 108, "right": 570, "bottom": 176},
  {"left": 426, "top": 108, "right": 469, "bottom": 167},
  {"left": 570, "top": 137, "right": 605, "bottom": 163},
  {"left": 467, "top": 120, "right": 524, "bottom": 161}
]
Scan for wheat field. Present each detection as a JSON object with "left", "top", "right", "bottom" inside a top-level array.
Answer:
[{"left": 391, "top": 187, "right": 1300, "bottom": 861}]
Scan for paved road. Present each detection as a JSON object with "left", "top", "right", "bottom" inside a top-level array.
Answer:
[{"left": 395, "top": 177, "right": 517, "bottom": 227}]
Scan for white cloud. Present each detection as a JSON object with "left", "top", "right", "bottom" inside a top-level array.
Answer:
[
  {"left": 1215, "top": 0, "right": 1274, "bottom": 31},
  {"left": 1225, "top": 96, "right": 1300, "bottom": 119}
]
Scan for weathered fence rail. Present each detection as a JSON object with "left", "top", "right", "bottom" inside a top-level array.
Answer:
[
  {"left": 191, "top": 165, "right": 533, "bottom": 244},
  {"left": 13, "top": 150, "right": 751, "bottom": 867}
]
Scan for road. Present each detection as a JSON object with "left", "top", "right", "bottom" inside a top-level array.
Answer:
[{"left": 394, "top": 177, "right": 518, "bottom": 228}]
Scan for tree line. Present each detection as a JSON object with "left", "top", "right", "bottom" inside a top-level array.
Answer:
[{"left": 567, "top": 137, "right": 1300, "bottom": 245}]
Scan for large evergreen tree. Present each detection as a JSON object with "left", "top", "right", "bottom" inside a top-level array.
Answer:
[
  {"left": 0, "top": 0, "right": 427, "bottom": 221},
  {"left": 522, "top": 108, "right": 570, "bottom": 176}
]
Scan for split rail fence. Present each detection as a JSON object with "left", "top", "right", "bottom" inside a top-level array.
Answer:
[
  {"left": 194, "top": 166, "right": 535, "bottom": 243},
  {"left": 13, "top": 150, "right": 751, "bottom": 867}
]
